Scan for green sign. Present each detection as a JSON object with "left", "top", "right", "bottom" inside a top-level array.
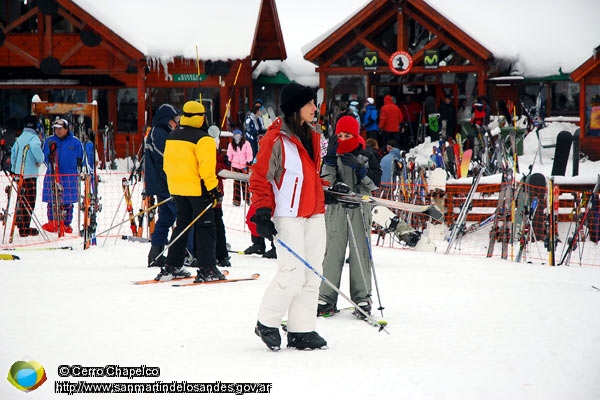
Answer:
[
  {"left": 172, "top": 73, "right": 207, "bottom": 82},
  {"left": 363, "top": 51, "right": 378, "bottom": 71},
  {"left": 424, "top": 50, "right": 439, "bottom": 69}
]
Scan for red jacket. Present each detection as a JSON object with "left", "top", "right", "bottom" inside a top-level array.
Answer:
[
  {"left": 402, "top": 100, "right": 421, "bottom": 123},
  {"left": 379, "top": 95, "right": 404, "bottom": 132},
  {"left": 249, "top": 117, "right": 325, "bottom": 218}
]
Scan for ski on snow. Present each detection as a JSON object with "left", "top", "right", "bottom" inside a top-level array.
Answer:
[
  {"left": 134, "top": 270, "right": 230, "bottom": 285},
  {"left": 172, "top": 273, "right": 260, "bottom": 287}
]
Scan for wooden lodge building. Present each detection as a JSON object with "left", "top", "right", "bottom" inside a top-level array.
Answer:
[{"left": 1, "top": 0, "right": 599, "bottom": 160}]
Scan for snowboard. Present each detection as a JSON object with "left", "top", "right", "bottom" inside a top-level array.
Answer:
[
  {"left": 428, "top": 167, "right": 446, "bottom": 215},
  {"left": 460, "top": 149, "right": 472, "bottom": 178},
  {"left": 527, "top": 173, "right": 547, "bottom": 241},
  {"left": 572, "top": 128, "right": 580, "bottom": 176},
  {"left": 444, "top": 139, "right": 458, "bottom": 178},
  {"left": 550, "top": 131, "right": 573, "bottom": 176}
]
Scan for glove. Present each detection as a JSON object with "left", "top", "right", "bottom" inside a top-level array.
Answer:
[
  {"left": 250, "top": 207, "right": 277, "bottom": 241},
  {"left": 204, "top": 187, "right": 223, "bottom": 208},
  {"left": 325, "top": 182, "right": 358, "bottom": 208},
  {"left": 322, "top": 135, "right": 338, "bottom": 166},
  {"left": 340, "top": 153, "right": 367, "bottom": 178}
]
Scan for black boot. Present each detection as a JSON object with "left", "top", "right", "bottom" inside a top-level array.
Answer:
[
  {"left": 287, "top": 331, "right": 327, "bottom": 350},
  {"left": 244, "top": 235, "right": 266, "bottom": 255},
  {"left": 148, "top": 245, "right": 166, "bottom": 268},
  {"left": 262, "top": 244, "right": 277, "bottom": 259},
  {"left": 255, "top": 321, "right": 281, "bottom": 351}
]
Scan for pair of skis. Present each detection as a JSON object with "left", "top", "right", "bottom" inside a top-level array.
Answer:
[
  {"left": 134, "top": 273, "right": 260, "bottom": 286},
  {"left": 49, "top": 142, "right": 66, "bottom": 237},
  {"left": 558, "top": 175, "right": 600, "bottom": 265},
  {"left": 445, "top": 166, "right": 484, "bottom": 254}
]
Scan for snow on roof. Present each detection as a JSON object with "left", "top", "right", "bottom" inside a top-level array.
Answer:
[
  {"left": 72, "top": 0, "right": 600, "bottom": 87},
  {"left": 72, "top": 0, "right": 261, "bottom": 60}
]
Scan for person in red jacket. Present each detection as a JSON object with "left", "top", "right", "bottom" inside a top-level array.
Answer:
[
  {"left": 250, "top": 82, "right": 328, "bottom": 351},
  {"left": 378, "top": 95, "right": 405, "bottom": 151}
]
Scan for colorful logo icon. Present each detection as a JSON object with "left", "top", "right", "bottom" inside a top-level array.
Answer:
[{"left": 7, "top": 355, "right": 47, "bottom": 392}]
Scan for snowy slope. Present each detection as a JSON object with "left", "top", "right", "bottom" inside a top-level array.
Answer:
[{"left": 2, "top": 176, "right": 600, "bottom": 399}]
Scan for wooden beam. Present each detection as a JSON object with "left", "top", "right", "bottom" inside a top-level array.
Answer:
[
  {"left": 305, "top": 0, "right": 388, "bottom": 60},
  {"left": 59, "top": 41, "right": 84, "bottom": 65},
  {"left": 316, "top": 64, "right": 482, "bottom": 75},
  {"left": 411, "top": 37, "right": 442, "bottom": 65},
  {"left": 57, "top": 8, "right": 85, "bottom": 30},
  {"left": 3, "top": 7, "right": 38, "bottom": 34},
  {"left": 358, "top": 38, "right": 390, "bottom": 62},
  {"left": 409, "top": 0, "right": 492, "bottom": 60},
  {"left": 99, "top": 41, "right": 131, "bottom": 66},
  {"left": 404, "top": 8, "right": 485, "bottom": 66},
  {"left": 44, "top": 15, "right": 52, "bottom": 58},
  {"left": 2, "top": 40, "right": 39, "bottom": 67}
]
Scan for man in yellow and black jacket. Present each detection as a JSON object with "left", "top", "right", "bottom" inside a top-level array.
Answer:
[{"left": 155, "top": 100, "right": 225, "bottom": 282}]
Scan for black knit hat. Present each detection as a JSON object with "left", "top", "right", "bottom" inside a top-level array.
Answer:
[
  {"left": 280, "top": 82, "right": 315, "bottom": 115},
  {"left": 23, "top": 115, "right": 37, "bottom": 129}
]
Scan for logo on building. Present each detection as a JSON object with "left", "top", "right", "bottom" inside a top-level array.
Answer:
[
  {"left": 424, "top": 50, "right": 439, "bottom": 69},
  {"left": 389, "top": 51, "right": 412, "bottom": 75},
  {"left": 363, "top": 51, "right": 378, "bottom": 71}
]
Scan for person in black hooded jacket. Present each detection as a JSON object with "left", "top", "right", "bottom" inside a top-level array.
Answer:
[{"left": 144, "top": 104, "right": 181, "bottom": 268}]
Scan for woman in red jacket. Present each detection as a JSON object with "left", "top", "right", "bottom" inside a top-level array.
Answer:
[{"left": 250, "top": 82, "right": 328, "bottom": 351}]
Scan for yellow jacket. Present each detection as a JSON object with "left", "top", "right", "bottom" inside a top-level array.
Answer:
[{"left": 163, "top": 125, "right": 217, "bottom": 196}]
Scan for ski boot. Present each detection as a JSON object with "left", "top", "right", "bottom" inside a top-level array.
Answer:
[
  {"left": 287, "top": 331, "right": 327, "bottom": 350},
  {"left": 255, "top": 321, "right": 281, "bottom": 351}
]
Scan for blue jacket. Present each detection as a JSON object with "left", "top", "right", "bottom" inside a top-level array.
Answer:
[
  {"left": 363, "top": 104, "right": 378, "bottom": 132},
  {"left": 11, "top": 128, "right": 44, "bottom": 178},
  {"left": 83, "top": 141, "right": 95, "bottom": 173},
  {"left": 42, "top": 131, "right": 84, "bottom": 204},
  {"left": 380, "top": 147, "right": 401, "bottom": 184},
  {"left": 144, "top": 104, "right": 178, "bottom": 197}
]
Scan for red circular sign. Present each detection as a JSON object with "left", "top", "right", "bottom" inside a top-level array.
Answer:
[{"left": 389, "top": 51, "right": 413, "bottom": 75}]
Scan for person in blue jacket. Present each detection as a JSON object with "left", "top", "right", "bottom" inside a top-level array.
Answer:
[
  {"left": 11, "top": 115, "right": 45, "bottom": 237},
  {"left": 41, "top": 117, "right": 84, "bottom": 234},
  {"left": 362, "top": 97, "right": 379, "bottom": 140}
]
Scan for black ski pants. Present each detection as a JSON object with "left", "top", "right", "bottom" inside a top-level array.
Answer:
[{"left": 166, "top": 195, "right": 216, "bottom": 268}]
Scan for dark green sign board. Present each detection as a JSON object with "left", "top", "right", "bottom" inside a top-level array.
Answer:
[
  {"left": 363, "top": 51, "right": 378, "bottom": 71},
  {"left": 424, "top": 50, "right": 439, "bottom": 69},
  {"left": 172, "top": 73, "right": 207, "bottom": 82}
]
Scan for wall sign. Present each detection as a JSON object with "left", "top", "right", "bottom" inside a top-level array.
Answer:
[
  {"left": 363, "top": 51, "right": 378, "bottom": 71},
  {"left": 389, "top": 51, "right": 412, "bottom": 75},
  {"left": 424, "top": 49, "right": 439, "bottom": 69}
]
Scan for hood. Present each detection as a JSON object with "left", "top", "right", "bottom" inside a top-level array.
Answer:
[
  {"left": 152, "top": 104, "right": 179, "bottom": 128},
  {"left": 383, "top": 95, "right": 393, "bottom": 105}
]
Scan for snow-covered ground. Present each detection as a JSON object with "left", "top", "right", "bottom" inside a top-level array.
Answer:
[
  {"left": 0, "top": 119, "right": 600, "bottom": 400},
  {"left": 2, "top": 225, "right": 600, "bottom": 399},
  {"left": 2, "top": 121, "right": 600, "bottom": 399}
]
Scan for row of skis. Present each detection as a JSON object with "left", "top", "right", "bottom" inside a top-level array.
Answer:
[
  {"left": 0, "top": 141, "right": 101, "bottom": 249},
  {"left": 425, "top": 119, "right": 579, "bottom": 180},
  {"left": 380, "top": 122, "right": 599, "bottom": 265}
]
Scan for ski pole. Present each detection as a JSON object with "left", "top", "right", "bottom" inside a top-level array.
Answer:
[
  {"left": 358, "top": 206, "right": 386, "bottom": 318},
  {"left": 95, "top": 196, "right": 172, "bottom": 241},
  {"left": 276, "top": 237, "right": 389, "bottom": 334},
  {"left": 149, "top": 201, "right": 213, "bottom": 266},
  {"left": 344, "top": 207, "right": 384, "bottom": 318}
]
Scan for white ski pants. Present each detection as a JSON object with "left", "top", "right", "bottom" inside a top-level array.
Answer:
[{"left": 257, "top": 214, "right": 326, "bottom": 333}]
